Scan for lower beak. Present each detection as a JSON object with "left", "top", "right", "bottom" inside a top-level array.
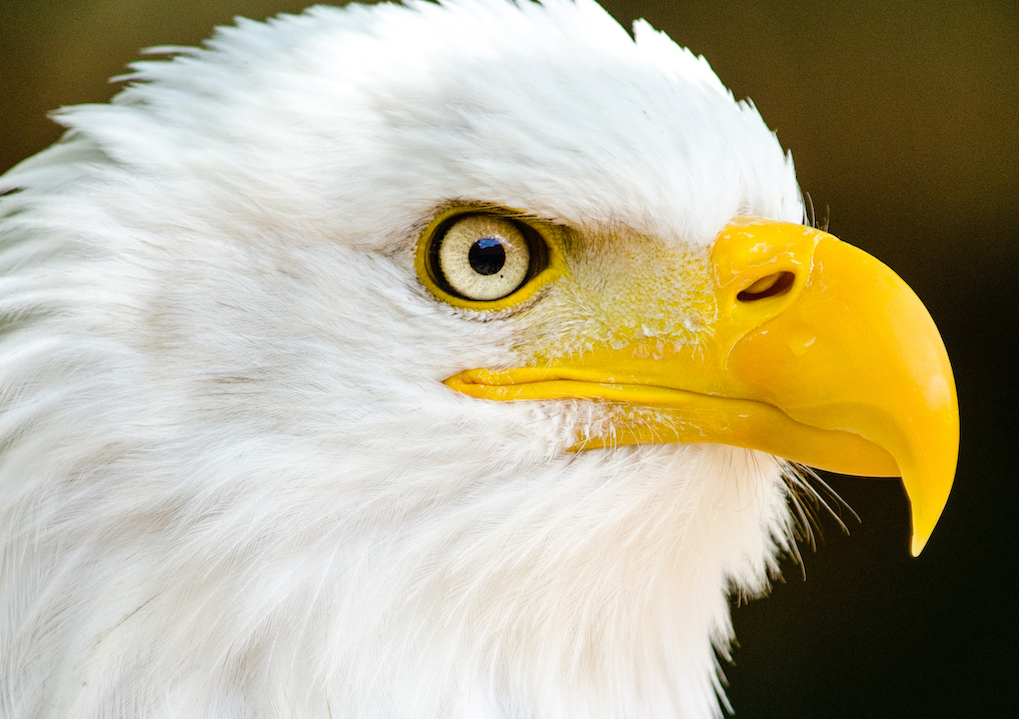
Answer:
[{"left": 445, "top": 218, "right": 959, "bottom": 556}]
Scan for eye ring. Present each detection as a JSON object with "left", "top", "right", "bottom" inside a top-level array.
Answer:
[{"left": 417, "top": 209, "right": 556, "bottom": 310}]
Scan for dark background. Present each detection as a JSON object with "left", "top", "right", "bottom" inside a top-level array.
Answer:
[{"left": 2, "top": 1, "right": 1015, "bottom": 716}]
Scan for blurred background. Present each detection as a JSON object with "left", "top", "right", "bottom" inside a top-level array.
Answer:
[{"left": 1, "top": 0, "right": 1015, "bottom": 716}]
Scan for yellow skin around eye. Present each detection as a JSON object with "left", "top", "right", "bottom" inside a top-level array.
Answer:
[{"left": 438, "top": 216, "right": 530, "bottom": 301}]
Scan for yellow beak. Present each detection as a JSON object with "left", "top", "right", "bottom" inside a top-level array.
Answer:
[{"left": 445, "top": 218, "right": 959, "bottom": 556}]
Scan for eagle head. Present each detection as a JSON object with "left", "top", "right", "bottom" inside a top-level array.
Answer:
[{"left": 0, "top": 1, "right": 957, "bottom": 717}]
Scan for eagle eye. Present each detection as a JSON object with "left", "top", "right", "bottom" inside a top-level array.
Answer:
[{"left": 423, "top": 213, "right": 550, "bottom": 305}]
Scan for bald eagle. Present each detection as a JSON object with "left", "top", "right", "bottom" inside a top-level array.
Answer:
[{"left": 0, "top": 1, "right": 957, "bottom": 717}]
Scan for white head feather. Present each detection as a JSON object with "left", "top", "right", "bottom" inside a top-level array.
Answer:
[{"left": 0, "top": 1, "right": 805, "bottom": 717}]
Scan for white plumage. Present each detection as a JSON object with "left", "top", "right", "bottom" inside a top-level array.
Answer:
[{"left": 0, "top": 1, "right": 954, "bottom": 718}]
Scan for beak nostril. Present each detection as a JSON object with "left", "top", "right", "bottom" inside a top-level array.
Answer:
[{"left": 737, "top": 271, "right": 795, "bottom": 302}]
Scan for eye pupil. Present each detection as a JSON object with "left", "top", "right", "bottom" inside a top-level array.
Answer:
[{"left": 468, "top": 237, "right": 506, "bottom": 276}]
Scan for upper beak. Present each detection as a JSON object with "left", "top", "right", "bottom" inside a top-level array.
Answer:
[{"left": 445, "top": 218, "right": 959, "bottom": 556}]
